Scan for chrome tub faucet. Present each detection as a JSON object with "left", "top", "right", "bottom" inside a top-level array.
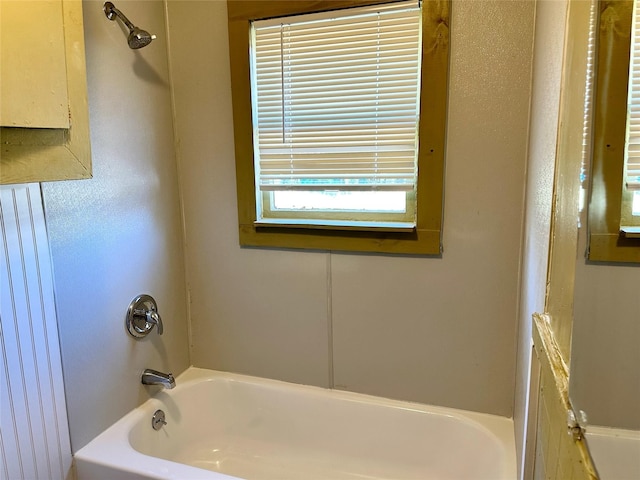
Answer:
[{"left": 141, "top": 369, "right": 175, "bottom": 389}]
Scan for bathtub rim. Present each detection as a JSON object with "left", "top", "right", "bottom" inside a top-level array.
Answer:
[{"left": 585, "top": 425, "right": 640, "bottom": 480}]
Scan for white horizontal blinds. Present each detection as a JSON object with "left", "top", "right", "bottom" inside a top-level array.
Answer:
[
  {"left": 626, "top": 0, "right": 640, "bottom": 190},
  {"left": 252, "top": 1, "right": 421, "bottom": 191}
]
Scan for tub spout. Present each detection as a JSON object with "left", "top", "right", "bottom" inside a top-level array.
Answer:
[{"left": 141, "top": 369, "right": 175, "bottom": 389}]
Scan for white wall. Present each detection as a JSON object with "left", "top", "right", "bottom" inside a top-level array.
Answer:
[
  {"left": 41, "top": 0, "right": 190, "bottom": 451},
  {"left": 513, "top": 0, "right": 568, "bottom": 476},
  {"left": 167, "top": 0, "right": 535, "bottom": 417},
  {"left": 570, "top": 223, "right": 640, "bottom": 430}
]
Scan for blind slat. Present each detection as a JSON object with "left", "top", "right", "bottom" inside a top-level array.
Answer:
[
  {"left": 626, "top": 0, "right": 640, "bottom": 189},
  {"left": 251, "top": 0, "right": 421, "bottom": 191}
]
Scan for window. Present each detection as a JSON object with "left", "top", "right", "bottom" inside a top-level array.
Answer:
[
  {"left": 252, "top": 2, "right": 420, "bottom": 230},
  {"left": 227, "top": 0, "right": 449, "bottom": 254},
  {"left": 588, "top": 0, "right": 640, "bottom": 261}
]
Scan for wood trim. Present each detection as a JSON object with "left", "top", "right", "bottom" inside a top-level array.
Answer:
[
  {"left": 545, "top": 0, "right": 591, "bottom": 359},
  {"left": 532, "top": 314, "right": 598, "bottom": 480},
  {"left": 227, "top": 0, "right": 405, "bottom": 21},
  {"left": 587, "top": 232, "right": 640, "bottom": 262},
  {"left": 239, "top": 224, "right": 441, "bottom": 254},
  {"left": 227, "top": 0, "right": 448, "bottom": 254},
  {"left": 0, "top": 0, "right": 91, "bottom": 185}
]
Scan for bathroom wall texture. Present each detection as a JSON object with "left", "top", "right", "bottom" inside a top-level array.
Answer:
[
  {"left": 571, "top": 228, "right": 640, "bottom": 430},
  {"left": 40, "top": 0, "right": 190, "bottom": 452},
  {"left": 167, "top": 0, "right": 535, "bottom": 418},
  {"left": 513, "top": 0, "right": 567, "bottom": 476}
]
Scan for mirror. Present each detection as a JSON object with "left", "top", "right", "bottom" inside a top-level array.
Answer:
[
  {"left": 568, "top": 1, "right": 640, "bottom": 478},
  {"left": 570, "top": 228, "right": 640, "bottom": 479}
]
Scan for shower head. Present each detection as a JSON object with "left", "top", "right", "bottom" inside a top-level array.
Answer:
[
  {"left": 127, "top": 27, "right": 155, "bottom": 49},
  {"left": 103, "top": 2, "right": 156, "bottom": 49}
]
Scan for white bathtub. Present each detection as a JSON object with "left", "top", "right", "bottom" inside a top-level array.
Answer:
[
  {"left": 586, "top": 426, "right": 640, "bottom": 480},
  {"left": 75, "top": 367, "right": 516, "bottom": 480}
]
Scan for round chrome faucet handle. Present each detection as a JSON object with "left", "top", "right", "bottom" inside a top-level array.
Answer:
[{"left": 126, "top": 294, "right": 163, "bottom": 338}]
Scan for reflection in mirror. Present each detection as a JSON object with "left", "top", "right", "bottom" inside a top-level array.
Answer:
[{"left": 570, "top": 1, "right": 640, "bottom": 478}]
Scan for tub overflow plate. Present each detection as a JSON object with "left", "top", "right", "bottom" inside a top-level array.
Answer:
[{"left": 152, "top": 409, "right": 167, "bottom": 430}]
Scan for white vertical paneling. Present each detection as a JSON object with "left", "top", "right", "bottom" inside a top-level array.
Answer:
[{"left": 0, "top": 184, "right": 72, "bottom": 480}]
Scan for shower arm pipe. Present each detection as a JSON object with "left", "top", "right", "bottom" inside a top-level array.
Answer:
[
  {"left": 104, "top": 2, "right": 133, "bottom": 29},
  {"left": 104, "top": 2, "right": 135, "bottom": 31}
]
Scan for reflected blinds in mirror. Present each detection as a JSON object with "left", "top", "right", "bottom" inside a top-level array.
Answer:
[{"left": 626, "top": 0, "right": 640, "bottom": 189}]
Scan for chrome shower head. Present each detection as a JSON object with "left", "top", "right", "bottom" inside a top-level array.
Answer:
[
  {"left": 103, "top": 2, "right": 156, "bottom": 49},
  {"left": 127, "top": 27, "right": 154, "bottom": 49}
]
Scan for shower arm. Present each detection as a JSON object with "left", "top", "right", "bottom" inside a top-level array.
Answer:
[{"left": 104, "top": 2, "right": 135, "bottom": 31}]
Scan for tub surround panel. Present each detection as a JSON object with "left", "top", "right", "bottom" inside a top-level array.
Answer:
[
  {"left": 166, "top": 0, "right": 331, "bottom": 388},
  {"left": 187, "top": 248, "right": 331, "bottom": 387},
  {"left": 331, "top": 250, "right": 517, "bottom": 416},
  {"left": 41, "top": 0, "right": 190, "bottom": 451}
]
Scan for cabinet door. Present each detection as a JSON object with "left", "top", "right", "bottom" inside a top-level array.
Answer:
[
  {"left": 1, "top": 0, "right": 70, "bottom": 128},
  {"left": 0, "top": 0, "right": 91, "bottom": 185}
]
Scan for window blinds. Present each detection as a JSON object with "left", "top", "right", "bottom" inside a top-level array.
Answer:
[
  {"left": 626, "top": 0, "right": 640, "bottom": 190},
  {"left": 251, "top": 1, "right": 421, "bottom": 191}
]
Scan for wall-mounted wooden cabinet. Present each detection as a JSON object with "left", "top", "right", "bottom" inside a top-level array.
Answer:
[{"left": 0, "top": 0, "right": 91, "bottom": 184}]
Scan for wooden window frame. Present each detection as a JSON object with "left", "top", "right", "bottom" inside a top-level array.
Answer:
[{"left": 227, "top": 0, "right": 449, "bottom": 255}]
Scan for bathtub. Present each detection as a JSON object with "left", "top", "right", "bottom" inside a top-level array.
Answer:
[
  {"left": 75, "top": 367, "right": 516, "bottom": 480},
  {"left": 586, "top": 426, "right": 640, "bottom": 480}
]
